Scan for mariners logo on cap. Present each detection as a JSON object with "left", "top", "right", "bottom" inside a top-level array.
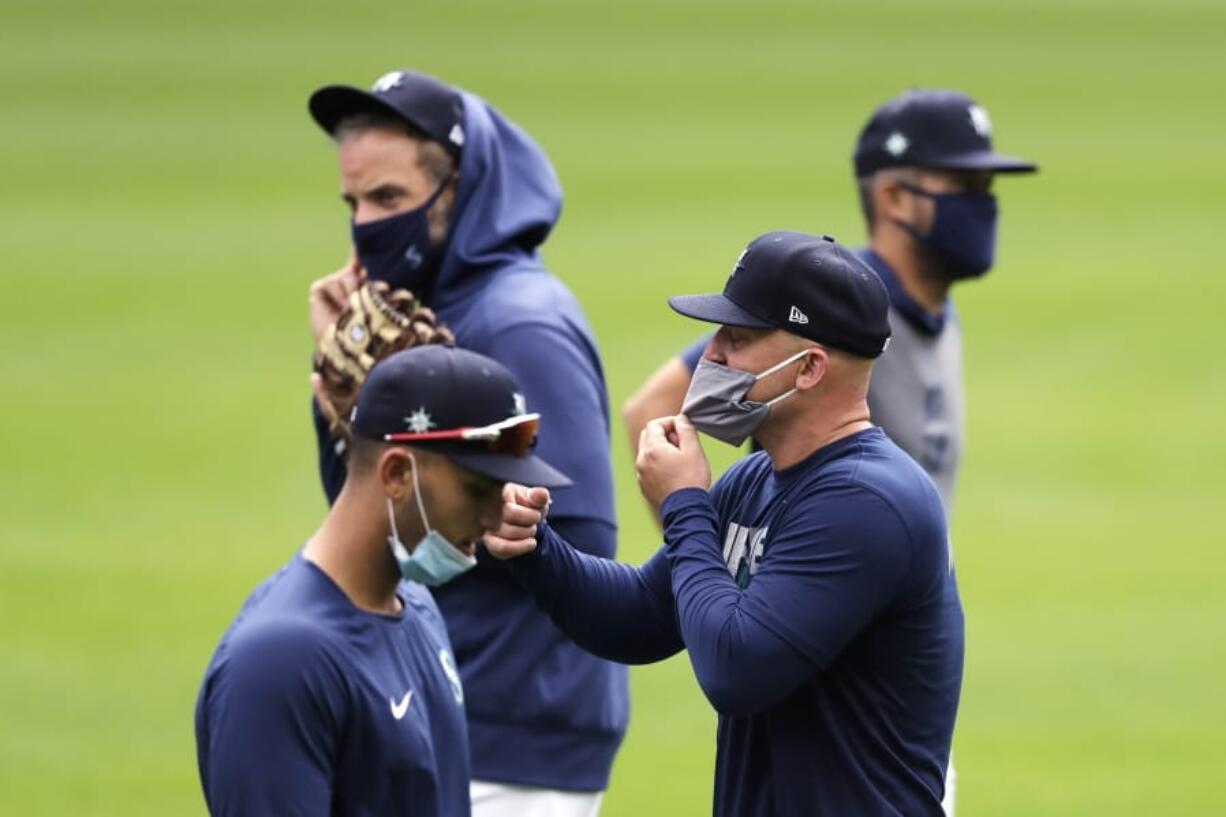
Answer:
[
  {"left": 884, "top": 131, "right": 910, "bottom": 157},
  {"left": 372, "top": 71, "right": 405, "bottom": 93},
  {"left": 968, "top": 104, "right": 992, "bottom": 137},
  {"left": 404, "top": 407, "right": 435, "bottom": 433}
]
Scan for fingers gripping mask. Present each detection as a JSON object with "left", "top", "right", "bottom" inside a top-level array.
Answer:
[
  {"left": 351, "top": 178, "right": 451, "bottom": 295},
  {"left": 386, "top": 453, "right": 476, "bottom": 587},
  {"left": 681, "top": 349, "right": 810, "bottom": 447}
]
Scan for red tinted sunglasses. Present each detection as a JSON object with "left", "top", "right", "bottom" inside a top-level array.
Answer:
[{"left": 384, "top": 413, "right": 541, "bottom": 457}]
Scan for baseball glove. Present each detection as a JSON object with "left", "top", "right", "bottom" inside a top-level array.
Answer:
[{"left": 313, "top": 281, "right": 455, "bottom": 439}]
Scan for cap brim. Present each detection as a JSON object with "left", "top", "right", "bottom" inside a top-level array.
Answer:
[
  {"left": 925, "top": 149, "right": 1038, "bottom": 174},
  {"left": 308, "top": 85, "right": 417, "bottom": 136},
  {"left": 442, "top": 448, "right": 573, "bottom": 489},
  {"left": 668, "top": 293, "right": 774, "bottom": 328}
]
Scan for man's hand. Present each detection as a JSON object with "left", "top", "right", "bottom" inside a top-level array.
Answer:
[
  {"left": 636, "top": 415, "right": 711, "bottom": 512},
  {"left": 309, "top": 250, "right": 365, "bottom": 344},
  {"left": 484, "top": 484, "right": 551, "bottom": 560},
  {"left": 311, "top": 270, "right": 454, "bottom": 442}
]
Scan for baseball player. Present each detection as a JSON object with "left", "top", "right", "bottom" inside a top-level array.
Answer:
[
  {"left": 195, "top": 346, "right": 572, "bottom": 816},
  {"left": 625, "top": 88, "right": 1037, "bottom": 513},
  {"left": 304, "top": 70, "right": 625, "bottom": 815},
  {"left": 621, "top": 91, "right": 1036, "bottom": 812},
  {"left": 488, "top": 232, "right": 965, "bottom": 817}
]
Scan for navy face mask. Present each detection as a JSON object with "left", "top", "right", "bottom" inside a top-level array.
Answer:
[
  {"left": 895, "top": 183, "right": 999, "bottom": 280},
  {"left": 351, "top": 178, "right": 451, "bottom": 296}
]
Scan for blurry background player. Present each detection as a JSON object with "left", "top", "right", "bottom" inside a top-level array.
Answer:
[
  {"left": 305, "top": 70, "right": 624, "bottom": 816},
  {"left": 195, "top": 346, "right": 572, "bottom": 817},
  {"left": 621, "top": 90, "right": 1036, "bottom": 813},
  {"left": 487, "top": 232, "right": 964, "bottom": 817}
]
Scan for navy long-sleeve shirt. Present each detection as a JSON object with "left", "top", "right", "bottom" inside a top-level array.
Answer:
[{"left": 509, "top": 428, "right": 964, "bottom": 817}]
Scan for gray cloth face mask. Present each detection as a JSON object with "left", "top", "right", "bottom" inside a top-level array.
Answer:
[{"left": 681, "top": 349, "right": 810, "bottom": 446}]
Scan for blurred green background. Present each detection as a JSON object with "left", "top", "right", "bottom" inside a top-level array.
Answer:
[{"left": 3, "top": 0, "right": 1225, "bottom": 813}]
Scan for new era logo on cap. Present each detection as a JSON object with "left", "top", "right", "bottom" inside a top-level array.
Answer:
[{"left": 788, "top": 306, "right": 809, "bottom": 325}]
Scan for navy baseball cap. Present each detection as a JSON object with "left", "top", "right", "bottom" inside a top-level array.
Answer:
[
  {"left": 669, "top": 232, "right": 891, "bottom": 358},
  {"left": 352, "top": 346, "right": 571, "bottom": 488},
  {"left": 309, "top": 69, "right": 465, "bottom": 158},
  {"left": 854, "top": 88, "right": 1037, "bottom": 177}
]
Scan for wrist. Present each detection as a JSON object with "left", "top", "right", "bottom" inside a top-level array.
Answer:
[{"left": 660, "top": 486, "right": 708, "bottom": 518}]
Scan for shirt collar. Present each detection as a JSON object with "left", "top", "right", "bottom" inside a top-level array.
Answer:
[
  {"left": 771, "top": 427, "right": 884, "bottom": 484},
  {"left": 855, "top": 248, "right": 950, "bottom": 336}
]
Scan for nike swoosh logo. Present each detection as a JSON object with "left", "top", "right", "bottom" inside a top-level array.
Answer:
[{"left": 390, "top": 690, "right": 414, "bottom": 720}]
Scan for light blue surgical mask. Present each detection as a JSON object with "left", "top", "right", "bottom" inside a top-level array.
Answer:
[{"left": 386, "top": 453, "right": 477, "bottom": 587}]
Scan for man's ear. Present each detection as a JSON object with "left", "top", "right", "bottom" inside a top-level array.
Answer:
[
  {"left": 875, "top": 174, "right": 911, "bottom": 224},
  {"left": 379, "top": 447, "right": 414, "bottom": 500},
  {"left": 795, "top": 347, "right": 829, "bottom": 391}
]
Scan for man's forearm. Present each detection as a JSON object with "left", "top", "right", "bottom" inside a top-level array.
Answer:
[
  {"left": 662, "top": 488, "right": 816, "bottom": 715},
  {"left": 507, "top": 521, "right": 683, "bottom": 665},
  {"left": 312, "top": 397, "right": 347, "bottom": 506}
]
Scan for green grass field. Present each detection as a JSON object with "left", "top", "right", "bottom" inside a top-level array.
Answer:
[{"left": 3, "top": 0, "right": 1225, "bottom": 813}]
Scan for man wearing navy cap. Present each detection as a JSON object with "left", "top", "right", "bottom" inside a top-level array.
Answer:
[
  {"left": 487, "top": 232, "right": 965, "bottom": 817},
  {"left": 303, "top": 70, "right": 624, "bottom": 816},
  {"left": 625, "top": 88, "right": 1037, "bottom": 510},
  {"left": 622, "top": 92, "right": 1034, "bottom": 812},
  {"left": 196, "top": 346, "right": 572, "bottom": 817}
]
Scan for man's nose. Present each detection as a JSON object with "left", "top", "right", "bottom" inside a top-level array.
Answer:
[{"left": 353, "top": 203, "right": 382, "bottom": 225}]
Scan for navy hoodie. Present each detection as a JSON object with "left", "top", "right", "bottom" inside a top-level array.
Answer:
[{"left": 313, "top": 89, "right": 627, "bottom": 791}]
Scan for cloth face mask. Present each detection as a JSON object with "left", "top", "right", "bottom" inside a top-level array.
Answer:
[
  {"left": 351, "top": 178, "right": 451, "bottom": 295},
  {"left": 681, "top": 348, "right": 810, "bottom": 446},
  {"left": 895, "top": 183, "right": 999, "bottom": 280},
  {"left": 386, "top": 453, "right": 477, "bottom": 587}
]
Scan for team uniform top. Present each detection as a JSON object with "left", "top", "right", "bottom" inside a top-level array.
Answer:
[
  {"left": 858, "top": 249, "right": 964, "bottom": 512},
  {"left": 677, "top": 247, "right": 965, "bottom": 513},
  {"left": 195, "top": 553, "right": 470, "bottom": 817},
  {"left": 509, "top": 427, "right": 964, "bottom": 816}
]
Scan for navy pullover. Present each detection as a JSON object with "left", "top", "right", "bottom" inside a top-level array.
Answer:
[
  {"left": 510, "top": 428, "right": 964, "bottom": 816},
  {"left": 312, "top": 88, "right": 625, "bottom": 790}
]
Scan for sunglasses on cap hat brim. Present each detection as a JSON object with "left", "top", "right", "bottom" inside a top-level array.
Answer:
[{"left": 384, "top": 413, "right": 541, "bottom": 457}]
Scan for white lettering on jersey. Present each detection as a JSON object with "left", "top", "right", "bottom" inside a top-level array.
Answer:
[
  {"left": 438, "top": 649, "right": 464, "bottom": 705},
  {"left": 723, "top": 522, "right": 769, "bottom": 587}
]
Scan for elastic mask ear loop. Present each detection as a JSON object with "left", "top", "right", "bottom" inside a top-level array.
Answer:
[
  {"left": 408, "top": 452, "right": 431, "bottom": 532},
  {"left": 756, "top": 349, "right": 812, "bottom": 407},
  {"left": 898, "top": 180, "right": 937, "bottom": 200},
  {"left": 386, "top": 495, "right": 412, "bottom": 564},
  {"left": 754, "top": 348, "right": 811, "bottom": 380},
  {"left": 422, "top": 176, "right": 451, "bottom": 212},
  {"left": 386, "top": 497, "right": 400, "bottom": 543}
]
